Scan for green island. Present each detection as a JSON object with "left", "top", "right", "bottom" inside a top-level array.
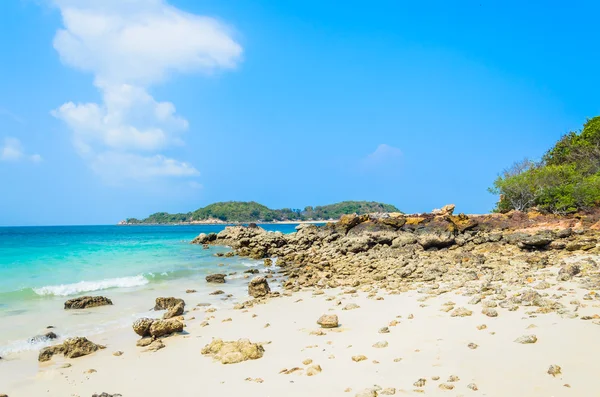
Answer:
[{"left": 123, "top": 200, "right": 401, "bottom": 224}]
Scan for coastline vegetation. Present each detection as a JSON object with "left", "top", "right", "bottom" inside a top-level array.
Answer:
[
  {"left": 125, "top": 201, "right": 401, "bottom": 224},
  {"left": 490, "top": 116, "right": 600, "bottom": 214}
]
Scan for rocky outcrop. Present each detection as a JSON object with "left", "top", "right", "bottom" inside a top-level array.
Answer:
[
  {"left": 191, "top": 232, "right": 217, "bottom": 244},
  {"left": 248, "top": 276, "right": 270, "bottom": 298},
  {"left": 39, "top": 337, "right": 105, "bottom": 362},
  {"left": 201, "top": 339, "right": 264, "bottom": 364},
  {"left": 206, "top": 274, "right": 226, "bottom": 283},
  {"left": 191, "top": 209, "right": 600, "bottom": 297},
  {"left": 64, "top": 296, "right": 113, "bottom": 309}
]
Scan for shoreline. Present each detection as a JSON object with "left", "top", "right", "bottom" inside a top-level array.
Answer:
[
  {"left": 117, "top": 220, "right": 331, "bottom": 226},
  {"left": 3, "top": 210, "right": 600, "bottom": 396}
]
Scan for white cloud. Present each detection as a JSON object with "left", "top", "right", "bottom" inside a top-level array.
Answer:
[
  {"left": 0, "top": 137, "right": 42, "bottom": 163},
  {"left": 362, "top": 144, "right": 402, "bottom": 168},
  {"left": 51, "top": 0, "right": 242, "bottom": 180}
]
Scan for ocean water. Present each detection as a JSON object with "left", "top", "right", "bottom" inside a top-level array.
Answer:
[{"left": 0, "top": 224, "right": 299, "bottom": 356}]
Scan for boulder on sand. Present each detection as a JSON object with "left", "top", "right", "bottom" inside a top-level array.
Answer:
[
  {"left": 248, "top": 276, "right": 271, "bottom": 298},
  {"left": 206, "top": 274, "right": 226, "bottom": 283},
  {"left": 64, "top": 296, "right": 113, "bottom": 309},
  {"left": 317, "top": 314, "right": 339, "bottom": 328},
  {"left": 38, "top": 337, "right": 105, "bottom": 362},
  {"left": 149, "top": 319, "right": 184, "bottom": 338},
  {"left": 132, "top": 318, "right": 154, "bottom": 337},
  {"left": 154, "top": 297, "right": 185, "bottom": 311}
]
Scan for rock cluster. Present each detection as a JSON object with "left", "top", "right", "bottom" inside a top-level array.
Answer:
[
  {"left": 38, "top": 337, "right": 105, "bottom": 362},
  {"left": 132, "top": 318, "right": 183, "bottom": 338},
  {"left": 64, "top": 296, "right": 113, "bottom": 309},
  {"left": 201, "top": 339, "right": 265, "bottom": 364},
  {"left": 192, "top": 210, "right": 600, "bottom": 302}
]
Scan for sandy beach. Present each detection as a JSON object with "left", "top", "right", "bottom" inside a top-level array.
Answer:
[{"left": 2, "top": 266, "right": 600, "bottom": 396}]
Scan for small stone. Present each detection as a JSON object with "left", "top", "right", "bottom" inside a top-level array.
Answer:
[
  {"left": 380, "top": 388, "right": 396, "bottom": 395},
  {"left": 467, "top": 383, "right": 478, "bottom": 391},
  {"left": 431, "top": 376, "right": 440, "bottom": 381},
  {"left": 112, "top": 351, "right": 123, "bottom": 356},
  {"left": 393, "top": 357, "right": 402, "bottom": 362},
  {"left": 548, "top": 365, "right": 562, "bottom": 377},
  {"left": 343, "top": 303, "right": 360, "bottom": 310},
  {"left": 482, "top": 308, "right": 498, "bottom": 317},
  {"left": 85, "top": 369, "right": 97, "bottom": 374},
  {"left": 310, "top": 330, "right": 326, "bottom": 336},
  {"left": 303, "top": 359, "right": 313, "bottom": 365},
  {"left": 372, "top": 341, "right": 388, "bottom": 348},
  {"left": 447, "top": 375, "right": 459, "bottom": 382},
  {"left": 451, "top": 307, "right": 473, "bottom": 317},
  {"left": 413, "top": 378, "right": 426, "bottom": 387},
  {"left": 210, "top": 290, "right": 225, "bottom": 295},
  {"left": 514, "top": 335, "right": 537, "bottom": 344},
  {"left": 352, "top": 355, "right": 368, "bottom": 362},
  {"left": 379, "top": 327, "right": 390, "bottom": 334},
  {"left": 306, "top": 364, "right": 322, "bottom": 376},
  {"left": 186, "top": 289, "right": 197, "bottom": 293},
  {"left": 468, "top": 343, "right": 478, "bottom": 349},
  {"left": 439, "top": 383, "right": 455, "bottom": 390},
  {"left": 476, "top": 324, "right": 487, "bottom": 330},
  {"left": 355, "top": 389, "right": 377, "bottom": 397},
  {"left": 317, "top": 314, "right": 339, "bottom": 328}
]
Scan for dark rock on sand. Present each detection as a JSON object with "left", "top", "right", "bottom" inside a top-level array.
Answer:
[
  {"left": 64, "top": 296, "right": 113, "bottom": 309},
  {"left": 317, "top": 314, "right": 339, "bottom": 328},
  {"left": 132, "top": 318, "right": 154, "bottom": 337},
  {"left": 206, "top": 274, "right": 226, "bottom": 283},
  {"left": 154, "top": 297, "right": 185, "bottom": 311},
  {"left": 248, "top": 276, "right": 270, "bottom": 298},
  {"left": 39, "top": 337, "right": 105, "bottom": 362},
  {"left": 163, "top": 301, "right": 185, "bottom": 319},
  {"left": 149, "top": 319, "right": 184, "bottom": 338}
]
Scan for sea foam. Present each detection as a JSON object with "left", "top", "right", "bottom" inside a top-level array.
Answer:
[{"left": 32, "top": 275, "right": 149, "bottom": 297}]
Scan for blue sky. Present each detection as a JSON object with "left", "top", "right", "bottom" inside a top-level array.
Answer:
[{"left": 0, "top": 0, "right": 599, "bottom": 225}]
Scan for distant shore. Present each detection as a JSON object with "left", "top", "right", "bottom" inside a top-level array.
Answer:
[{"left": 117, "top": 219, "right": 331, "bottom": 226}]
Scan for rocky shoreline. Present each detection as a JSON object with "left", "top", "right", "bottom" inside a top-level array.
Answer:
[{"left": 193, "top": 207, "right": 600, "bottom": 301}]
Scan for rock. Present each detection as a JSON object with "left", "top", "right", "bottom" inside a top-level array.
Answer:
[
  {"left": 163, "top": 301, "right": 185, "bottom": 319},
  {"left": 244, "top": 269, "right": 259, "bottom": 274},
  {"left": 144, "top": 339, "right": 165, "bottom": 352},
  {"left": 352, "top": 355, "right": 367, "bottom": 362},
  {"left": 450, "top": 307, "right": 473, "bottom": 317},
  {"left": 317, "top": 314, "right": 339, "bottom": 328},
  {"left": 113, "top": 351, "right": 123, "bottom": 356},
  {"left": 417, "top": 231, "right": 455, "bottom": 249},
  {"left": 206, "top": 274, "right": 226, "bottom": 283},
  {"left": 154, "top": 297, "right": 185, "bottom": 311},
  {"left": 343, "top": 303, "right": 360, "bottom": 310},
  {"left": 210, "top": 290, "right": 225, "bottom": 295},
  {"left": 380, "top": 388, "right": 396, "bottom": 395},
  {"left": 557, "top": 264, "right": 580, "bottom": 281},
  {"left": 439, "top": 383, "right": 455, "bottom": 390},
  {"left": 136, "top": 337, "right": 154, "bottom": 347},
  {"left": 514, "top": 335, "right": 538, "bottom": 344},
  {"left": 468, "top": 343, "right": 478, "bottom": 349},
  {"left": 302, "top": 358, "right": 313, "bottom": 365},
  {"left": 482, "top": 308, "right": 498, "bottom": 317},
  {"left": 186, "top": 289, "right": 197, "bottom": 293},
  {"left": 132, "top": 318, "right": 154, "bottom": 337},
  {"left": 447, "top": 375, "right": 459, "bottom": 382},
  {"left": 264, "top": 258, "right": 273, "bottom": 267},
  {"left": 372, "top": 341, "right": 388, "bottom": 348},
  {"left": 548, "top": 364, "right": 562, "bottom": 377},
  {"left": 39, "top": 337, "right": 104, "bottom": 362},
  {"left": 28, "top": 331, "right": 58, "bottom": 344},
  {"left": 518, "top": 233, "right": 554, "bottom": 249},
  {"left": 378, "top": 327, "right": 390, "bottom": 334},
  {"left": 191, "top": 232, "right": 217, "bottom": 244},
  {"left": 467, "top": 383, "right": 478, "bottom": 391},
  {"left": 149, "top": 319, "right": 183, "bottom": 338},
  {"left": 306, "top": 364, "right": 322, "bottom": 376},
  {"left": 201, "top": 339, "right": 264, "bottom": 364},
  {"left": 248, "top": 276, "right": 271, "bottom": 298},
  {"left": 414, "top": 378, "right": 427, "bottom": 387},
  {"left": 64, "top": 296, "right": 112, "bottom": 309}
]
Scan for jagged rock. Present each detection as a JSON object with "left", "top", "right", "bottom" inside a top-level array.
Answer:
[
  {"left": 132, "top": 318, "right": 154, "bottom": 337},
  {"left": 317, "top": 314, "right": 339, "bottom": 328},
  {"left": 264, "top": 258, "right": 273, "bottom": 267},
  {"left": 450, "top": 307, "right": 472, "bottom": 317},
  {"left": 206, "top": 274, "right": 226, "bottom": 283},
  {"left": 518, "top": 233, "right": 554, "bottom": 249},
  {"left": 432, "top": 204, "right": 456, "bottom": 216},
  {"left": 149, "top": 319, "right": 183, "bottom": 338},
  {"left": 352, "top": 355, "right": 367, "bottom": 362},
  {"left": 154, "top": 297, "right": 185, "bottom": 311},
  {"left": 482, "top": 308, "right": 498, "bottom": 317},
  {"left": 144, "top": 339, "right": 165, "bottom": 352},
  {"left": 163, "top": 301, "right": 185, "bottom": 319},
  {"left": 201, "top": 339, "right": 264, "bottom": 364},
  {"left": 306, "top": 364, "right": 322, "bottom": 376},
  {"left": 248, "top": 276, "right": 270, "bottom": 298},
  {"left": 64, "top": 296, "right": 113, "bottom": 309},
  {"left": 28, "top": 332, "right": 58, "bottom": 344},
  {"left": 548, "top": 365, "right": 562, "bottom": 377},
  {"left": 191, "top": 232, "right": 217, "bottom": 244},
  {"left": 39, "top": 337, "right": 104, "bottom": 362}
]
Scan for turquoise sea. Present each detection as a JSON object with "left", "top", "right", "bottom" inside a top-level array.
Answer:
[{"left": 0, "top": 224, "right": 299, "bottom": 355}]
